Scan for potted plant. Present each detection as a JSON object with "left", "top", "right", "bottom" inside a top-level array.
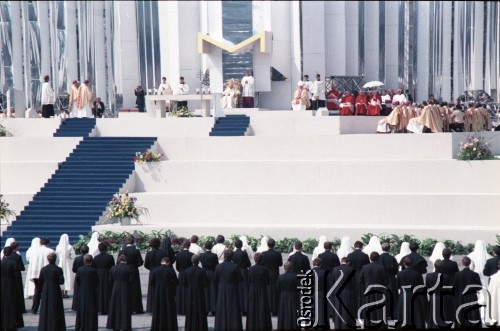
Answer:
[
  {"left": 106, "top": 191, "right": 149, "bottom": 225},
  {"left": 457, "top": 134, "right": 493, "bottom": 160},
  {"left": 0, "top": 122, "right": 10, "bottom": 137},
  {"left": 0, "top": 194, "right": 16, "bottom": 224}
]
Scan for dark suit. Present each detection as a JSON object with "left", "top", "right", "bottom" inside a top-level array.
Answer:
[
  {"left": 144, "top": 248, "right": 167, "bottom": 313},
  {"left": 232, "top": 249, "right": 251, "bottom": 314},
  {"left": 454, "top": 268, "right": 482, "bottom": 328},
  {"left": 346, "top": 249, "right": 370, "bottom": 310},
  {"left": 483, "top": 256, "right": 500, "bottom": 280},
  {"left": 396, "top": 268, "right": 426, "bottom": 329},
  {"left": 318, "top": 250, "right": 340, "bottom": 271},
  {"left": 400, "top": 251, "right": 428, "bottom": 274},
  {"left": 359, "top": 261, "right": 389, "bottom": 327},
  {"left": 379, "top": 252, "right": 399, "bottom": 318},
  {"left": 440, "top": 258, "right": 459, "bottom": 284},
  {"left": 288, "top": 251, "right": 311, "bottom": 273},
  {"left": 262, "top": 248, "right": 283, "bottom": 315},
  {"left": 200, "top": 250, "right": 219, "bottom": 314},
  {"left": 118, "top": 245, "right": 144, "bottom": 313},
  {"left": 175, "top": 249, "right": 194, "bottom": 315},
  {"left": 93, "top": 251, "right": 115, "bottom": 314},
  {"left": 92, "top": 101, "right": 105, "bottom": 118}
]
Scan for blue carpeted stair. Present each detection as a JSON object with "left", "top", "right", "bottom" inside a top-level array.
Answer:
[
  {"left": 54, "top": 118, "right": 96, "bottom": 137},
  {"left": 1, "top": 136, "right": 157, "bottom": 249},
  {"left": 209, "top": 115, "right": 250, "bottom": 136}
]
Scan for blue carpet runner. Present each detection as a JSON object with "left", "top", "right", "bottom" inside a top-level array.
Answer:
[
  {"left": 209, "top": 115, "right": 250, "bottom": 136},
  {"left": 1, "top": 135, "right": 157, "bottom": 249},
  {"left": 54, "top": 118, "right": 96, "bottom": 137}
]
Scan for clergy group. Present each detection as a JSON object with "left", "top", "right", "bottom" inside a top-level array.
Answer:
[{"left": 1, "top": 234, "right": 499, "bottom": 330}]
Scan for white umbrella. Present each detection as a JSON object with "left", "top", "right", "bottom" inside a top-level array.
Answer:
[{"left": 363, "top": 81, "right": 385, "bottom": 89}]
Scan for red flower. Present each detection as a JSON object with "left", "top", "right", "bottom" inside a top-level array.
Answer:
[{"left": 134, "top": 157, "right": 138, "bottom": 161}]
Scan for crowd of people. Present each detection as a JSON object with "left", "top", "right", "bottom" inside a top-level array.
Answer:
[{"left": 1, "top": 233, "right": 499, "bottom": 330}]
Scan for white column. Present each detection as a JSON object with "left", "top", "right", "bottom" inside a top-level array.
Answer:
[
  {"left": 93, "top": 1, "right": 106, "bottom": 103},
  {"left": 21, "top": 1, "right": 31, "bottom": 109},
  {"left": 37, "top": 2, "right": 51, "bottom": 79},
  {"left": 113, "top": 2, "right": 140, "bottom": 109},
  {"left": 441, "top": 2, "right": 452, "bottom": 102},
  {"left": 290, "top": 1, "right": 302, "bottom": 86},
  {"left": 64, "top": 1, "right": 78, "bottom": 88},
  {"left": 345, "top": 1, "right": 359, "bottom": 76},
  {"left": 416, "top": 2, "right": 430, "bottom": 102},
  {"left": 199, "top": 1, "right": 223, "bottom": 94},
  {"left": 252, "top": 1, "right": 272, "bottom": 93},
  {"left": 327, "top": 1, "right": 346, "bottom": 76},
  {"left": 10, "top": 1, "right": 25, "bottom": 117},
  {"left": 364, "top": 1, "right": 380, "bottom": 82},
  {"left": 384, "top": 1, "right": 399, "bottom": 89},
  {"left": 301, "top": 1, "right": 326, "bottom": 78},
  {"left": 470, "top": 2, "right": 484, "bottom": 90},
  {"left": 453, "top": 2, "right": 465, "bottom": 101}
]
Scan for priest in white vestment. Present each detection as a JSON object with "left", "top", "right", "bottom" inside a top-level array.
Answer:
[{"left": 77, "top": 79, "right": 93, "bottom": 117}]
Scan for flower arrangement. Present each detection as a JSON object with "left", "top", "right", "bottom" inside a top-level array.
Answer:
[
  {"left": 169, "top": 106, "right": 201, "bottom": 118},
  {"left": 0, "top": 194, "right": 16, "bottom": 224},
  {"left": 134, "top": 150, "right": 163, "bottom": 163},
  {"left": 457, "top": 134, "right": 493, "bottom": 160},
  {"left": 106, "top": 191, "right": 149, "bottom": 225}
]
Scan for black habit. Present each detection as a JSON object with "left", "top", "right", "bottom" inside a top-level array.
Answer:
[
  {"left": 184, "top": 265, "right": 209, "bottom": 331},
  {"left": 288, "top": 251, "right": 311, "bottom": 273},
  {"left": 277, "top": 271, "right": 300, "bottom": 330},
  {"left": 440, "top": 258, "right": 459, "bottom": 284},
  {"left": 118, "top": 245, "right": 144, "bottom": 314},
  {"left": 247, "top": 263, "right": 272, "bottom": 331},
  {"left": 399, "top": 251, "right": 428, "bottom": 274},
  {"left": 106, "top": 263, "right": 133, "bottom": 330},
  {"left": 144, "top": 247, "right": 167, "bottom": 313},
  {"left": 214, "top": 260, "right": 243, "bottom": 331},
  {"left": 92, "top": 251, "right": 115, "bottom": 315},
  {"left": 150, "top": 264, "right": 178, "bottom": 331},
  {"left": 378, "top": 252, "right": 399, "bottom": 319},
  {"left": 75, "top": 265, "right": 99, "bottom": 331},
  {"left": 38, "top": 263, "right": 66, "bottom": 331},
  {"left": 454, "top": 267, "right": 482, "bottom": 328},
  {"left": 426, "top": 272, "right": 454, "bottom": 329},
  {"left": 72, "top": 254, "right": 95, "bottom": 311},
  {"left": 483, "top": 256, "right": 500, "bottom": 280},
  {"left": 232, "top": 248, "right": 251, "bottom": 315},
  {"left": 318, "top": 250, "right": 341, "bottom": 271},
  {"left": 395, "top": 268, "right": 427, "bottom": 329},
  {"left": 200, "top": 250, "right": 219, "bottom": 314},
  {"left": 312, "top": 266, "right": 331, "bottom": 329},
  {"left": 346, "top": 249, "right": 370, "bottom": 312},
  {"left": 1, "top": 257, "right": 24, "bottom": 330},
  {"left": 359, "top": 261, "right": 389, "bottom": 328},
  {"left": 175, "top": 249, "right": 194, "bottom": 315},
  {"left": 328, "top": 264, "right": 357, "bottom": 329},
  {"left": 262, "top": 247, "right": 283, "bottom": 316},
  {"left": 8, "top": 252, "right": 26, "bottom": 314}
]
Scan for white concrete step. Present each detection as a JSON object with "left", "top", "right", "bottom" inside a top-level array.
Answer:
[
  {"left": 131, "top": 192, "right": 499, "bottom": 232},
  {"left": 133, "top": 159, "right": 500, "bottom": 194},
  {"left": 0, "top": 137, "right": 81, "bottom": 161},
  {"left": 1, "top": 162, "right": 59, "bottom": 193}
]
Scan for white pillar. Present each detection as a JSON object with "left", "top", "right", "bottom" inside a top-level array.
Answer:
[
  {"left": 302, "top": 1, "right": 326, "bottom": 79},
  {"left": 252, "top": 1, "right": 272, "bottom": 93},
  {"left": 10, "top": 1, "right": 26, "bottom": 117},
  {"left": 364, "top": 1, "right": 380, "bottom": 82},
  {"left": 453, "top": 2, "right": 465, "bottom": 101},
  {"left": 385, "top": 1, "right": 399, "bottom": 89},
  {"left": 416, "top": 2, "right": 430, "bottom": 102},
  {"left": 441, "top": 2, "right": 452, "bottom": 102},
  {"left": 65, "top": 1, "right": 78, "bottom": 88},
  {"left": 199, "top": 1, "right": 223, "bottom": 94},
  {"left": 113, "top": 2, "right": 140, "bottom": 109},
  {"left": 93, "top": 1, "right": 106, "bottom": 104},
  {"left": 345, "top": 1, "right": 359, "bottom": 76},
  {"left": 290, "top": 1, "right": 302, "bottom": 86},
  {"left": 328, "top": 1, "right": 346, "bottom": 76},
  {"left": 37, "top": 2, "right": 51, "bottom": 80},
  {"left": 470, "top": 2, "right": 484, "bottom": 90}
]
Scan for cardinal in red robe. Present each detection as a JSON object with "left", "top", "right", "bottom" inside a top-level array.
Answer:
[
  {"left": 340, "top": 91, "right": 355, "bottom": 116},
  {"left": 355, "top": 91, "right": 368, "bottom": 116},
  {"left": 366, "top": 91, "right": 382, "bottom": 116}
]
